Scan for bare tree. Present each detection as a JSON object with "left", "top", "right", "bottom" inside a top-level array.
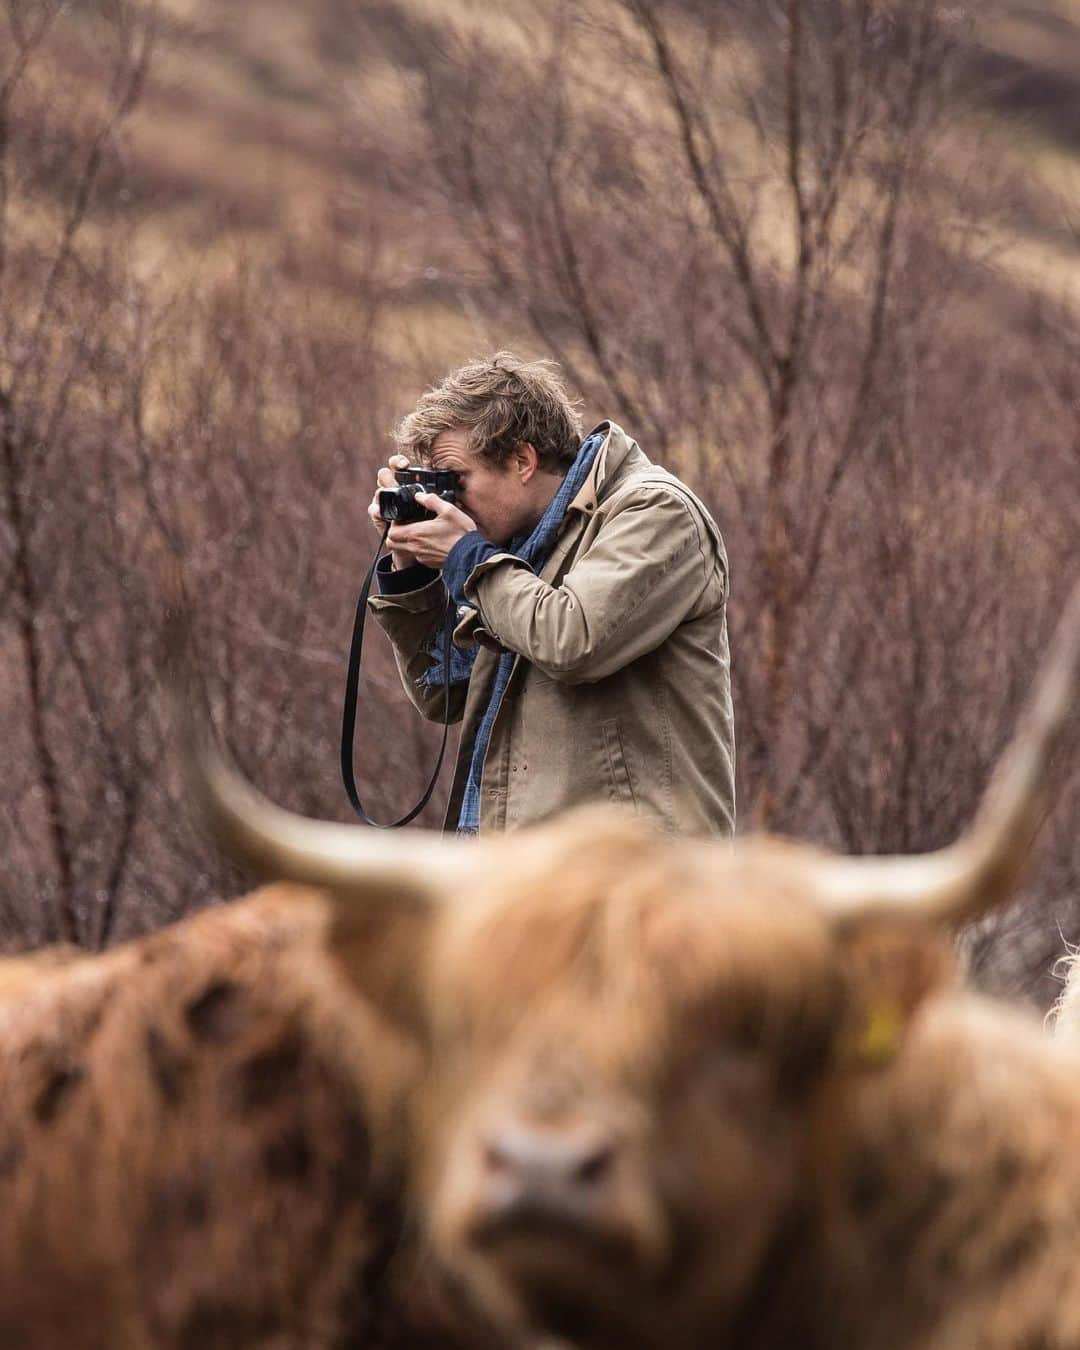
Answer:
[
  {"left": 0, "top": 0, "right": 155, "bottom": 945},
  {"left": 353, "top": 0, "right": 976, "bottom": 822},
  {"left": 0, "top": 5, "right": 443, "bottom": 950}
]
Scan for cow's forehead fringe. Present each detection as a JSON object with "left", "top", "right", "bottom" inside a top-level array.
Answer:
[{"left": 427, "top": 811, "right": 842, "bottom": 1048}]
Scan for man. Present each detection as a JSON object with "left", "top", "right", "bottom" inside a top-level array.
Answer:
[{"left": 366, "top": 352, "right": 735, "bottom": 837}]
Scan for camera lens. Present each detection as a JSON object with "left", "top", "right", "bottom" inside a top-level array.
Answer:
[{"left": 381, "top": 484, "right": 424, "bottom": 523}]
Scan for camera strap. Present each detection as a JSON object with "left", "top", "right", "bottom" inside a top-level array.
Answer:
[{"left": 340, "top": 524, "right": 455, "bottom": 827}]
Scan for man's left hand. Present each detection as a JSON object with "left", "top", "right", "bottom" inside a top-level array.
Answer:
[{"left": 386, "top": 494, "right": 478, "bottom": 569}]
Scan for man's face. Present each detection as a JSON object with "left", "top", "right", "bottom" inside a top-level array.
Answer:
[{"left": 429, "top": 428, "right": 536, "bottom": 546}]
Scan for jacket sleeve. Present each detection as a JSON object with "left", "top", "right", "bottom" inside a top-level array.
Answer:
[
  {"left": 462, "top": 486, "right": 724, "bottom": 684},
  {"left": 366, "top": 575, "right": 469, "bottom": 723}
]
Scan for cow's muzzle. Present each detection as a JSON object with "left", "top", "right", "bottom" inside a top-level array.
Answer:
[{"left": 463, "top": 1115, "right": 653, "bottom": 1271}]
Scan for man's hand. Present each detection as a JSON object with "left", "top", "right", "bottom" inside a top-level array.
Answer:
[
  {"left": 388, "top": 494, "right": 477, "bottom": 570},
  {"left": 367, "top": 454, "right": 419, "bottom": 570}
]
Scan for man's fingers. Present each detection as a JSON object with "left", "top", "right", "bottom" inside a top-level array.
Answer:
[
  {"left": 417, "top": 495, "right": 472, "bottom": 530},
  {"left": 377, "top": 455, "right": 410, "bottom": 489}
]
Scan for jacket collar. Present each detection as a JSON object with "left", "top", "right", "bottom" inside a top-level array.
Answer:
[{"left": 567, "top": 421, "right": 651, "bottom": 518}]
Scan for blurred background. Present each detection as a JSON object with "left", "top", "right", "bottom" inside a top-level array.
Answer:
[{"left": 1, "top": 0, "right": 1076, "bottom": 1002}]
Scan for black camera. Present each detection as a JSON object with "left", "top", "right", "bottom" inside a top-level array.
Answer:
[{"left": 377, "top": 466, "right": 460, "bottom": 525}]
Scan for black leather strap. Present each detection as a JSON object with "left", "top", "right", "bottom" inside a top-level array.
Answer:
[{"left": 340, "top": 525, "right": 455, "bottom": 827}]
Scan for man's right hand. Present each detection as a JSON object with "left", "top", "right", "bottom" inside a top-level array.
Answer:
[{"left": 368, "top": 453, "right": 422, "bottom": 571}]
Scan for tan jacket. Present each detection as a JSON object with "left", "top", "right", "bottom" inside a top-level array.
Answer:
[{"left": 367, "top": 422, "right": 736, "bottom": 836}]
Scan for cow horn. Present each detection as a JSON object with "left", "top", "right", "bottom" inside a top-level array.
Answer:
[
  {"left": 812, "top": 581, "right": 1080, "bottom": 926},
  {"left": 168, "top": 613, "right": 461, "bottom": 911}
]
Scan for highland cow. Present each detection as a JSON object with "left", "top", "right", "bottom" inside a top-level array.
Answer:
[
  {"left": 0, "top": 891, "right": 502, "bottom": 1348},
  {"left": 174, "top": 583, "right": 1080, "bottom": 1350}
]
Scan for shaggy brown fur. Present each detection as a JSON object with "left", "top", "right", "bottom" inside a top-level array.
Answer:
[
  {"left": 1050, "top": 947, "right": 1080, "bottom": 1040},
  {"left": 0, "top": 888, "right": 502, "bottom": 1350}
]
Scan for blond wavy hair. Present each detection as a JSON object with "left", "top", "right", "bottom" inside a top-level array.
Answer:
[{"left": 393, "top": 351, "right": 584, "bottom": 474}]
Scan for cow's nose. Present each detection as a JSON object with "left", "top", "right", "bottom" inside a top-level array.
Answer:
[{"left": 480, "top": 1119, "right": 617, "bottom": 1219}]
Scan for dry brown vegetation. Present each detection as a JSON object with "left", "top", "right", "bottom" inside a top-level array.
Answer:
[{"left": 0, "top": 0, "right": 1077, "bottom": 1003}]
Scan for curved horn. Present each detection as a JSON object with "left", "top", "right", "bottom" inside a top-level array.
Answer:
[
  {"left": 167, "top": 611, "right": 464, "bottom": 911},
  {"left": 812, "top": 581, "right": 1080, "bottom": 926}
]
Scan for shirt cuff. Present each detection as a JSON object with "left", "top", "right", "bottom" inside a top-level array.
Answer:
[
  {"left": 375, "top": 554, "right": 441, "bottom": 595},
  {"left": 443, "top": 531, "right": 501, "bottom": 608}
]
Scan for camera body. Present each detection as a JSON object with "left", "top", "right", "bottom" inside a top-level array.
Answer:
[{"left": 377, "top": 466, "right": 460, "bottom": 525}]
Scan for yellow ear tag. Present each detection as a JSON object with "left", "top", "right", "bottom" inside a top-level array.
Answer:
[{"left": 849, "top": 1000, "right": 904, "bottom": 1069}]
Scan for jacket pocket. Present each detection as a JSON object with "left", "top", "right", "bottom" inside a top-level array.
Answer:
[{"left": 601, "top": 717, "right": 638, "bottom": 809}]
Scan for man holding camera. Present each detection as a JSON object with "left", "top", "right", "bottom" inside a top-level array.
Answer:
[{"left": 366, "top": 352, "right": 735, "bottom": 837}]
